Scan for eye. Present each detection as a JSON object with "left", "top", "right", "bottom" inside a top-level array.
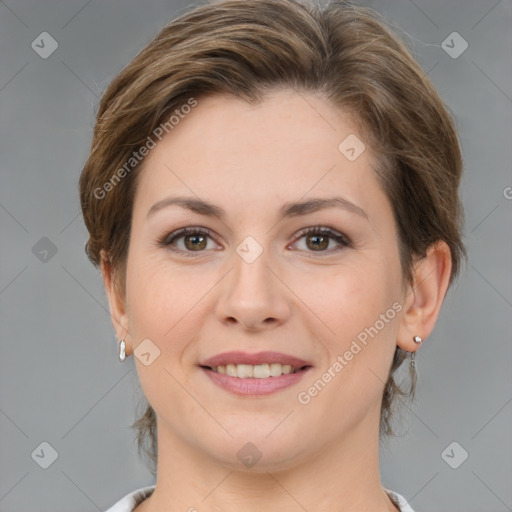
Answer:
[
  {"left": 291, "top": 226, "right": 351, "bottom": 254},
  {"left": 158, "top": 227, "right": 219, "bottom": 256},
  {"left": 157, "top": 225, "right": 351, "bottom": 257}
]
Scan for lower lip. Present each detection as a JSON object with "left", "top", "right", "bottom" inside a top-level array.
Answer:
[{"left": 201, "top": 367, "right": 311, "bottom": 396}]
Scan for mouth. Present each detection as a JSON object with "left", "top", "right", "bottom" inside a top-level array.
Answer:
[
  {"left": 199, "top": 351, "right": 313, "bottom": 396},
  {"left": 204, "top": 362, "right": 306, "bottom": 378}
]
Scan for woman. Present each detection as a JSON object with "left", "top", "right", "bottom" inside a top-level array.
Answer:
[{"left": 79, "top": 0, "right": 465, "bottom": 510}]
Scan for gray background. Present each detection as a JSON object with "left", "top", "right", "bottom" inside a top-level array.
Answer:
[{"left": 0, "top": 0, "right": 511, "bottom": 511}]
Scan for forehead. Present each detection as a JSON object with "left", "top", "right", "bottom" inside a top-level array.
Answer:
[{"left": 133, "top": 90, "right": 386, "bottom": 220}]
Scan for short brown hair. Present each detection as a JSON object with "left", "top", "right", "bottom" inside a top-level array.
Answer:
[{"left": 79, "top": 0, "right": 465, "bottom": 473}]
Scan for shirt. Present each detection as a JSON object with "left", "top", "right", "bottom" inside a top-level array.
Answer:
[{"left": 104, "top": 485, "right": 416, "bottom": 511}]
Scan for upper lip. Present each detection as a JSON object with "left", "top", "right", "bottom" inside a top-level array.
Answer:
[{"left": 200, "top": 351, "right": 312, "bottom": 369}]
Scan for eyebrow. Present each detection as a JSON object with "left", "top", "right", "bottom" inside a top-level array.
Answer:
[{"left": 146, "top": 195, "right": 368, "bottom": 221}]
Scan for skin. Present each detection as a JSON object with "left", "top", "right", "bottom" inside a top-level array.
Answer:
[{"left": 101, "top": 89, "right": 452, "bottom": 512}]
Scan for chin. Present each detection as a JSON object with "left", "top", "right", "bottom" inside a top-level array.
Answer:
[{"left": 199, "top": 424, "right": 312, "bottom": 473}]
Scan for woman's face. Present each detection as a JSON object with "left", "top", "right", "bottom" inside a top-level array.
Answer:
[{"left": 119, "top": 89, "right": 407, "bottom": 470}]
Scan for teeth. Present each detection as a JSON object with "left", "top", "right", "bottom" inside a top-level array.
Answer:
[
  {"left": 211, "top": 363, "right": 301, "bottom": 378},
  {"left": 269, "top": 363, "right": 282, "bottom": 377},
  {"left": 254, "top": 364, "right": 271, "bottom": 378},
  {"left": 237, "top": 364, "right": 253, "bottom": 378},
  {"left": 226, "top": 364, "right": 237, "bottom": 377}
]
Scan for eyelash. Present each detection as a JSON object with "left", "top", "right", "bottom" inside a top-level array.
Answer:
[{"left": 157, "top": 225, "right": 351, "bottom": 258}]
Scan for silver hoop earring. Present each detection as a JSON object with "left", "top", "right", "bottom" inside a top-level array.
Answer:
[
  {"left": 413, "top": 335, "right": 423, "bottom": 344},
  {"left": 118, "top": 339, "right": 126, "bottom": 362}
]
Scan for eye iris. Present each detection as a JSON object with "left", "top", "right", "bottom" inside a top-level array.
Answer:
[
  {"left": 184, "top": 234, "right": 207, "bottom": 251},
  {"left": 306, "top": 234, "right": 328, "bottom": 251}
]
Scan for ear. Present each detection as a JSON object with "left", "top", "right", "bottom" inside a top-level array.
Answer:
[
  {"left": 397, "top": 240, "right": 452, "bottom": 352},
  {"left": 100, "top": 250, "right": 132, "bottom": 355}
]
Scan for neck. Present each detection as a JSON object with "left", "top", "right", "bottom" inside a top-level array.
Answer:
[{"left": 138, "top": 409, "right": 399, "bottom": 512}]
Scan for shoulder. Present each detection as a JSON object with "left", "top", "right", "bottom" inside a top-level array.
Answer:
[
  {"left": 104, "top": 485, "right": 156, "bottom": 512},
  {"left": 385, "top": 489, "right": 416, "bottom": 512}
]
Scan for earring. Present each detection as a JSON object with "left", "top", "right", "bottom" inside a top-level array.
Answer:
[
  {"left": 410, "top": 335, "right": 422, "bottom": 368},
  {"left": 118, "top": 339, "right": 126, "bottom": 362}
]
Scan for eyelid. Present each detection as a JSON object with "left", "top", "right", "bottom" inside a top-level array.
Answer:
[
  {"left": 157, "top": 225, "right": 351, "bottom": 256},
  {"left": 155, "top": 226, "right": 220, "bottom": 257},
  {"left": 290, "top": 225, "right": 352, "bottom": 251}
]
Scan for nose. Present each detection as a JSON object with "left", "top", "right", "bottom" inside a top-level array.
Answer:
[{"left": 214, "top": 243, "right": 292, "bottom": 332}]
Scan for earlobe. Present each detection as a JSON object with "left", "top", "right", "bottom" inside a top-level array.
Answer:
[
  {"left": 100, "top": 250, "right": 131, "bottom": 354},
  {"left": 397, "top": 241, "right": 452, "bottom": 352}
]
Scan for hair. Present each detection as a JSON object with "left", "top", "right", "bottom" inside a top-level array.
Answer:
[{"left": 79, "top": 0, "right": 466, "bottom": 474}]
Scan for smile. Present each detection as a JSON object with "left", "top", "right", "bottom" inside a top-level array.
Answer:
[
  {"left": 200, "top": 354, "right": 312, "bottom": 396},
  {"left": 209, "top": 363, "right": 303, "bottom": 378}
]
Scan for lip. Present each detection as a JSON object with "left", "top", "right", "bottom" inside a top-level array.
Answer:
[
  {"left": 199, "top": 351, "right": 313, "bottom": 397},
  {"left": 200, "top": 350, "right": 312, "bottom": 368},
  {"left": 201, "top": 366, "right": 312, "bottom": 396}
]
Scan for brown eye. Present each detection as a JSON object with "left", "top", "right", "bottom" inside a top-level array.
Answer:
[
  {"left": 159, "top": 227, "right": 217, "bottom": 256},
  {"left": 184, "top": 233, "right": 207, "bottom": 251},
  {"left": 305, "top": 234, "right": 329, "bottom": 251},
  {"left": 293, "top": 226, "right": 350, "bottom": 254}
]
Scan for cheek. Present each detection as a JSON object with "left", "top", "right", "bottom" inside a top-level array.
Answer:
[
  {"left": 125, "top": 257, "right": 205, "bottom": 413},
  {"left": 126, "top": 252, "right": 194, "bottom": 334},
  {"left": 302, "top": 257, "right": 399, "bottom": 389},
  {"left": 125, "top": 255, "right": 213, "bottom": 369},
  {"left": 126, "top": 262, "right": 170, "bottom": 337},
  {"left": 304, "top": 259, "right": 392, "bottom": 338},
  {"left": 124, "top": 261, "right": 191, "bottom": 394}
]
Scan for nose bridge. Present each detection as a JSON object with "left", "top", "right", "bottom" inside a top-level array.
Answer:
[
  {"left": 215, "top": 235, "right": 291, "bottom": 330},
  {"left": 233, "top": 240, "right": 272, "bottom": 297}
]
